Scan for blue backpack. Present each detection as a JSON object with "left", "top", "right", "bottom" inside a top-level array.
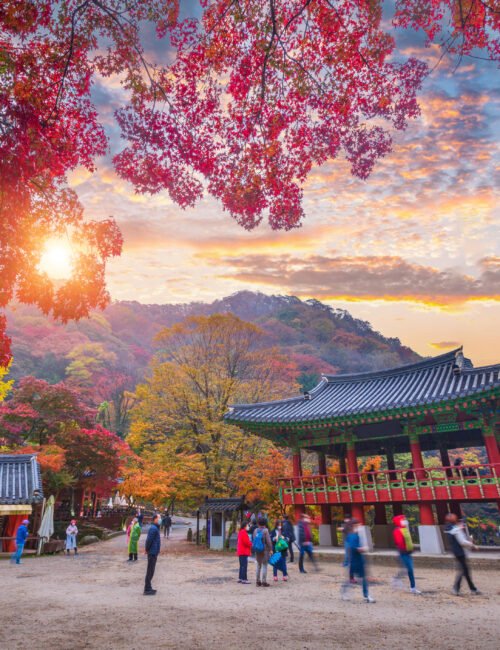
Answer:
[{"left": 252, "top": 528, "right": 265, "bottom": 553}]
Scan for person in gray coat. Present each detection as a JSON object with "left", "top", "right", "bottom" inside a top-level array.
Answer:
[{"left": 252, "top": 517, "right": 273, "bottom": 587}]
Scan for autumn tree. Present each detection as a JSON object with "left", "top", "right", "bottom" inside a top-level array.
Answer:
[
  {"left": 2, "top": 1, "right": 498, "bottom": 365},
  {"left": 0, "top": 376, "right": 94, "bottom": 446},
  {"left": 0, "top": 361, "right": 13, "bottom": 402},
  {"left": 122, "top": 443, "right": 206, "bottom": 510},
  {"left": 235, "top": 446, "right": 292, "bottom": 517},
  {"left": 128, "top": 313, "right": 299, "bottom": 497}
]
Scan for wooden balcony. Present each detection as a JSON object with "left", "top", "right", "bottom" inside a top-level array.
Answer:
[{"left": 278, "top": 463, "right": 500, "bottom": 506}]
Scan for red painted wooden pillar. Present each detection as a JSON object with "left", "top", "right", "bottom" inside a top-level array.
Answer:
[
  {"left": 292, "top": 450, "right": 302, "bottom": 478},
  {"left": 292, "top": 450, "right": 305, "bottom": 521},
  {"left": 409, "top": 432, "right": 434, "bottom": 525},
  {"left": 483, "top": 426, "right": 500, "bottom": 465},
  {"left": 346, "top": 442, "right": 358, "bottom": 478},
  {"left": 317, "top": 452, "right": 330, "bottom": 524}
]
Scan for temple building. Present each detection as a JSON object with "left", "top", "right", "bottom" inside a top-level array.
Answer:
[{"left": 226, "top": 348, "right": 500, "bottom": 554}]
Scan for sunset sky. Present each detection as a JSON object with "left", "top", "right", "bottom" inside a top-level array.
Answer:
[{"left": 68, "top": 9, "right": 499, "bottom": 367}]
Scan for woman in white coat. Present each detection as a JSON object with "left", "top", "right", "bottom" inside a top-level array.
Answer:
[{"left": 65, "top": 519, "right": 78, "bottom": 555}]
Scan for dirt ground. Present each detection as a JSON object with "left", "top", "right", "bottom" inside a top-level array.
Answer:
[{"left": 1, "top": 522, "right": 499, "bottom": 650}]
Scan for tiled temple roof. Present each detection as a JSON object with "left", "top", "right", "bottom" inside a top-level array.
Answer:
[
  {"left": 199, "top": 497, "right": 245, "bottom": 513},
  {"left": 0, "top": 455, "right": 44, "bottom": 505},
  {"left": 226, "top": 349, "right": 500, "bottom": 425}
]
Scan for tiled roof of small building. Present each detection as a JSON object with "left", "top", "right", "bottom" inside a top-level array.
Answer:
[
  {"left": 226, "top": 348, "right": 500, "bottom": 425},
  {"left": 0, "top": 455, "right": 44, "bottom": 504},
  {"left": 199, "top": 497, "right": 245, "bottom": 513}
]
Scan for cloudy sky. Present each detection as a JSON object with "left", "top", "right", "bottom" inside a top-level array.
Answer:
[{"left": 69, "top": 8, "right": 499, "bottom": 366}]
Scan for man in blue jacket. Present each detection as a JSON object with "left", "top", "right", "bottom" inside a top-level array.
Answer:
[
  {"left": 11, "top": 519, "right": 29, "bottom": 564},
  {"left": 144, "top": 514, "right": 161, "bottom": 595}
]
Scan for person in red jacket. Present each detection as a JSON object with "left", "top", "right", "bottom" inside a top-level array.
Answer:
[
  {"left": 392, "top": 514, "right": 421, "bottom": 594},
  {"left": 237, "top": 521, "right": 252, "bottom": 584}
]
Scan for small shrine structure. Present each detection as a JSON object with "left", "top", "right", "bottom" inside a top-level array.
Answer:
[
  {"left": 226, "top": 349, "right": 500, "bottom": 554},
  {"left": 0, "top": 454, "right": 44, "bottom": 552},
  {"left": 199, "top": 497, "right": 245, "bottom": 550}
]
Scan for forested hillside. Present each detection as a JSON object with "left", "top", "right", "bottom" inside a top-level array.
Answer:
[{"left": 6, "top": 291, "right": 419, "bottom": 390}]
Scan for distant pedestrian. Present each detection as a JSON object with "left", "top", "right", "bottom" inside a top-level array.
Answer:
[
  {"left": 445, "top": 513, "right": 481, "bottom": 596},
  {"left": 128, "top": 517, "right": 141, "bottom": 562},
  {"left": 282, "top": 515, "right": 296, "bottom": 563},
  {"left": 270, "top": 519, "right": 289, "bottom": 582},
  {"left": 10, "top": 519, "right": 29, "bottom": 565},
  {"left": 340, "top": 518, "right": 375, "bottom": 603},
  {"left": 236, "top": 521, "right": 252, "bottom": 584},
  {"left": 392, "top": 515, "right": 421, "bottom": 594},
  {"left": 144, "top": 514, "right": 161, "bottom": 595},
  {"left": 298, "top": 513, "right": 317, "bottom": 574},
  {"left": 65, "top": 519, "right": 78, "bottom": 556},
  {"left": 252, "top": 517, "right": 272, "bottom": 587},
  {"left": 136, "top": 508, "right": 144, "bottom": 526},
  {"left": 340, "top": 514, "right": 354, "bottom": 582},
  {"left": 163, "top": 512, "right": 172, "bottom": 539}
]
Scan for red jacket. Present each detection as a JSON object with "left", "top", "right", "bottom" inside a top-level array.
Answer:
[
  {"left": 392, "top": 515, "right": 413, "bottom": 553},
  {"left": 237, "top": 528, "right": 252, "bottom": 556}
]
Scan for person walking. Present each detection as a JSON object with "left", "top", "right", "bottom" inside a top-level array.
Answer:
[
  {"left": 252, "top": 517, "right": 272, "bottom": 587},
  {"left": 163, "top": 512, "right": 172, "bottom": 539},
  {"left": 236, "top": 521, "right": 252, "bottom": 584},
  {"left": 128, "top": 517, "right": 141, "bottom": 562},
  {"left": 445, "top": 513, "right": 481, "bottom": 596},
  {"left": 340, "top": 514, "right": 355, "bottom": 582},
  {"left": 65, "top": 519, "right": 78, "bottom": 556},
  {"left": 144, "top": 514, "right": 161, "bottom": 595},
  {"left": 340, "top": 518, "right": 375, "bottom": 603},
  {"left": 282, "top": 515, "right": 296, "bottom": 563},
  {"left": 270, "top": 519, "right": 289, "bottom": 582},
  {"left": 298, "top": 513, "right": 317, "bottom": 574},
  {"left": 10, "top": 519, "right": 29, "bottom": 565},
  {"left": 392, "top": 515, "right": 421, "bottom": 594}
]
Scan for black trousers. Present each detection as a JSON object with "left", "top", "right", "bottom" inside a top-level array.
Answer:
[
  {"left": 454, "top": 555, "right": 476, "bottom": 592},
  {"left": 238, "top": 555, "right": 248, "bottom": 581},
  {"left": 145, "top": 554, "right": 158, "bottom": 592},
  {"left": 288, "top": 542, "right": 294, "bottom": 563}
]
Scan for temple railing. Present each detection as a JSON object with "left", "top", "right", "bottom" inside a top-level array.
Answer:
[{"left": 278, "top": 463, "right": 500, "bottom": 506}]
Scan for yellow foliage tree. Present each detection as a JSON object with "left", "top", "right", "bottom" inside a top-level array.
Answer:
[
  {"left": 128, "top": 314, "right": 300, "bottom": 500},
  {"left": 0, "top": 360, "right": 13, "bottom": 402}
]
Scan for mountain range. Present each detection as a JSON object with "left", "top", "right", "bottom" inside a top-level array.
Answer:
[{"left": 6, "top": 291, "right": 420, "bottom": 389}]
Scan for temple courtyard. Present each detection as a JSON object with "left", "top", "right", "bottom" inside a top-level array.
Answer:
[{"left": 1, "top": 522, "right": 499, "bottom": 649}]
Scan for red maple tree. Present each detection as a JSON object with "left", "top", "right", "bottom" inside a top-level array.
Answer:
[{"left": 1, "top": 1, "right": 497, "bottom": 365}]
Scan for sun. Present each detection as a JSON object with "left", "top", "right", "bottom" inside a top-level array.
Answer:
[{"left": 39, "top": 238, "right": 74, "bottom": 280}]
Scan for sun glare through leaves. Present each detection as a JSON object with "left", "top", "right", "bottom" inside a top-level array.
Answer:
[{"left": 38, "top": 239, "right": 74, "bottom": 280}]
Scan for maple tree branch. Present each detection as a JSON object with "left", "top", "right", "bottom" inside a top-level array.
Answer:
[{"left": 48, "top": 0, "right": 92, "bottom": 123}]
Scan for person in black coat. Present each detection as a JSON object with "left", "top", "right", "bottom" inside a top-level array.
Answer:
[
  {"left": 282, "top": 515, "right": 296, "bottom": 563},
  {"left": 144, "top": 514, "right": 161, "bottom": 595}
]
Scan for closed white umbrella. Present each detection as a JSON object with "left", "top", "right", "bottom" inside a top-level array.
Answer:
[{"left": 37, "top": 495, "right": 55, "bottom": 554}]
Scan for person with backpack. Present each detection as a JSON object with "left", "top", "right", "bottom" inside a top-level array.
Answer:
[
  {"left": 340, "top": 518, "right": 375, "bottom": 603},
  {"left": 282, "top": 515, "right": 296, "bottom": 563},
  {"left": 252, "top": 517, "right": 272, "bottom": 587},
  {"left": 445, "top": 513, "right": 481, "bottom": 596},
  {"left": 392, "top": 514, "right": 421, "bottom": 594},
  {"left": 236, "top": 521, "right": 252, "bottom": 584},
  {"left": 270, "top": 519, "right": 289, "bottom": 582}
]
